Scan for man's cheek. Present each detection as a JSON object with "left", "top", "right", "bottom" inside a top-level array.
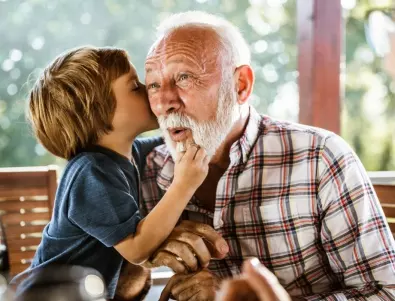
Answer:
[{"left": 148, "top": 96, "right": 162, "bottom": 116}]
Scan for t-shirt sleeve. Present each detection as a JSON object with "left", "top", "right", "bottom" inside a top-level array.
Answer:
[{"left": 67, "top": 158, "right": 141, "bottom": 247}]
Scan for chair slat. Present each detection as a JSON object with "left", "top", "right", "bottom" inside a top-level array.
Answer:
[
  {"left": 10, "top": 263, "right": 31, "bottom": 276},
  {"left": 0, "top": 187, "right": 49, "bottom": 198},
  {"left": 8, "top": 237, "right": 42, "bottom": 253},
  {"left": 8, "top": 251, "right": 37, "bottom": 264},
  {"left": 0, "top": 200, "right": 49, "bottom": 212},
  {"left": 1, "top": 212, "right": 50, "bottom": 225},
  {"left": 3, "top": 224, "right": 47, "bottom": 239}
]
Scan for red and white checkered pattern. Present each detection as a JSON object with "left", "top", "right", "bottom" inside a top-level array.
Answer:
[{"left": 141, "top": 107, "right": 395, "bottom": 300}]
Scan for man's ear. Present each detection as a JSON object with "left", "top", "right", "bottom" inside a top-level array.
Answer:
[{"left": 233, "top": 65, "right": 254, "bottom": 105}]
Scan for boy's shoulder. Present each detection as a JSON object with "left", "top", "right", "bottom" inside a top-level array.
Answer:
[
  {"left": 67, "top": 151, "right": 115, "bottom": 172},
  {"left": 61, "top": 151, "right": 123, "bottom": 186}
]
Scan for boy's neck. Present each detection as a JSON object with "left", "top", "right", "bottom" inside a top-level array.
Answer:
[{"left": 97, "top": 134, "right": 134, "bottom": 160}]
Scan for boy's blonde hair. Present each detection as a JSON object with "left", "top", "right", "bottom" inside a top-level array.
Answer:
[{"left": 28, "top": 46, "right": 131, "bottom": 160}]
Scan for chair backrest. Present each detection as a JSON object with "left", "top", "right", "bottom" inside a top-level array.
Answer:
[
  {"left": 374, "top": 184, "right": 395, "bottom": 237},
  {"left": 0, "top": 166, "right": 57, "bottom": 276}
]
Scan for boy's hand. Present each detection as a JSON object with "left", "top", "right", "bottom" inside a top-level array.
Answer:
[{"left": 173, "top": 143, "right": 209, "bottom": 191}]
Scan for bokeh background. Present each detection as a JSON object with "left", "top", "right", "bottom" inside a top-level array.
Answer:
[{"left": 0, "top": 0, "right": 394, "bottom": 171}]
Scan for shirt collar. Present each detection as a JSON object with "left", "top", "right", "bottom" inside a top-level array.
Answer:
[
  {"left": 156, "top": 105, "right": 263, "bottom": 191},
  {"left": 229, "top": 106, "right": 263, "bottom": 165}
]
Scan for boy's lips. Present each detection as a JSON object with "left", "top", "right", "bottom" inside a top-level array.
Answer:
[{"left": 168, "top": 127, "right": 189, "bottom": 142}]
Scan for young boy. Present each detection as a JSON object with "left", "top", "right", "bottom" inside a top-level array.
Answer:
[{"left": 16, "top": 46, "right": 209, "bottom": 299}]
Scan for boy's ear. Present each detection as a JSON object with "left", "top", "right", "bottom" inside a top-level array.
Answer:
[{"left": 233, "top": 65, "right": 254, "bottom": 105}]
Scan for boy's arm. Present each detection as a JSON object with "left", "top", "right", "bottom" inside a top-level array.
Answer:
[
  {"left": 68, "top": 159, "right": 142, "bottom": 250},
  {"left": 69, "top": 158, "right": 194, "bottom": 266},
  {"left": 114, "top": 181, "right": 195, "bottom": 264}
]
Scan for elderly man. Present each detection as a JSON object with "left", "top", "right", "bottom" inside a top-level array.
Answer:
[{"left": 141, "top": 11, "right": 395, "bottom": 301}]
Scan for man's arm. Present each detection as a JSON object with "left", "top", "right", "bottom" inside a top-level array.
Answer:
[{"left": 302, "top": 134, "right": 395, "bottom": 300}]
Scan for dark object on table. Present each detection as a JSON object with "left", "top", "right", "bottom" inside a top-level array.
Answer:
[
  {"left": 12, "top": 265, "right": 107, "bottom": 301},
  {"left": 0, "top": 218, "right": 9, "bottom": 272}
]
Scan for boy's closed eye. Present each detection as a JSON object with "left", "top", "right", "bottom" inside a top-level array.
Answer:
[{"left": 131, "top": 81, "right": 140, "bottom": 91}]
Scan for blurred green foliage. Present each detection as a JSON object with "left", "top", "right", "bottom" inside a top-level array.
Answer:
[
  {"left": 0, "top": 0, "right": 393, "bottom": 171},
  {"left": 343, "top": 0, "right": 395, "bottom": 171}
]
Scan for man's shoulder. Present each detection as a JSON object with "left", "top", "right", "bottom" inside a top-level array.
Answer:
[
  {"left": 255, "top": 115, "right": 355, "bottom": 160},
  {"left": 257, "top": 115, "right": 336, "bottom": 148}
]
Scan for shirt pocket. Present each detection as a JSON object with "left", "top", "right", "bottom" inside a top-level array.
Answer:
[
  {"left": 240, "top": 199, "right": 318, "bottom": 254},
  {"left": 270, "top": 197, "right": 319, "bottom": 253}
]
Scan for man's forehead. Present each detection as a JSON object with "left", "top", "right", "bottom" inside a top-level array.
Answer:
[
  {"left": 145, "top": 26, "right": 222, "bottom": 72},
  {"left": 145, "top": 54, "right": 203, "bottom": 73}
]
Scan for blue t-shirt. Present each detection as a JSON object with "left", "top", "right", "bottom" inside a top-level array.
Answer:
[{"left": 14, "top": 137, "right": 162, "bottom": 298}]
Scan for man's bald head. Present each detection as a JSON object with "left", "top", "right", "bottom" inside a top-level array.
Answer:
[
  {"left": 148, "top": 11, "right": 251, "bottom": 73},
  {"left": 146, "top": 25, "right": 225, "bottom": 77}
]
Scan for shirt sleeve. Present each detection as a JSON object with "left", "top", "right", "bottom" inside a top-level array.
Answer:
[
  {"left": 67, "top": 157, "right": 142, "bottom": 247},
  {"left": 301, "top": 134, "right": 395, "bottom": 300}
]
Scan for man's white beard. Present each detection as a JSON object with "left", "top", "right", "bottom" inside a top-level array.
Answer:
[{"left": 158, "top": 78, "right": 240, "bottom": 159}]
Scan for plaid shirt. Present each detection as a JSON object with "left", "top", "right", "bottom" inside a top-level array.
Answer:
[{"left": 141, "top": 106, "right": 395, "bottom": 300}]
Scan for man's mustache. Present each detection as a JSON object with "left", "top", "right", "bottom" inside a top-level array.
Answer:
[{"left": 158, "top": 113, "right": 197, "bottom": 130}]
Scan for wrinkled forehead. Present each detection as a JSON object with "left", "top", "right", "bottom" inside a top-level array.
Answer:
[{"left": 145, "top": 26, "right": 224, "bottom": 73}]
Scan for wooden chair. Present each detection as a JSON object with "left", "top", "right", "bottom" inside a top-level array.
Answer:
[
  {"left": 0, "top": 166, "right": 57, "bottom": 276},
  {"left": 373, "top": 184, "right": 395, "bottom": 237}
]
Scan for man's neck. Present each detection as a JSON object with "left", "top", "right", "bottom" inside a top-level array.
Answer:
[
  {"left": 209, "top": 105, "right": 250, "bottom": 170},
  {"left": 97, "top": 133, "right": 135, "bottom": 160}
]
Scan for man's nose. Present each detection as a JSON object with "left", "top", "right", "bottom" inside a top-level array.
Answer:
[{"left": 152, "top": 84, "right": 182, "bottom": 116}]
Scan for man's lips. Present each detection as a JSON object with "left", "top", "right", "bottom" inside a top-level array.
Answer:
[{"left": 168, "top": 127, "right": 189, "bottom": 142}]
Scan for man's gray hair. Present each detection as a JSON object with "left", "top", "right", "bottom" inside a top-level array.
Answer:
[{"left": 154, "top": 11, "right": 251, "bottom": 68}]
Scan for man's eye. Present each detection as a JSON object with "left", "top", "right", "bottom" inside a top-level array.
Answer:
[
  {"left": 148, "top": 83, "right": 159, "bottom": 90},
  {"left": 179, "top": 74, "right": 190, "bottom": 81}
]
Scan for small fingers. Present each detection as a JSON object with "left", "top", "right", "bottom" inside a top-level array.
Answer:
[
  {"left": 182, "top": 144, "right": 199, "bottom": 162},
  {"left": 175, "top": 149, "right": 186, "bottom": 163},
  {"left": 194, "top": 147, "right": 207, "bottom": 162}
]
